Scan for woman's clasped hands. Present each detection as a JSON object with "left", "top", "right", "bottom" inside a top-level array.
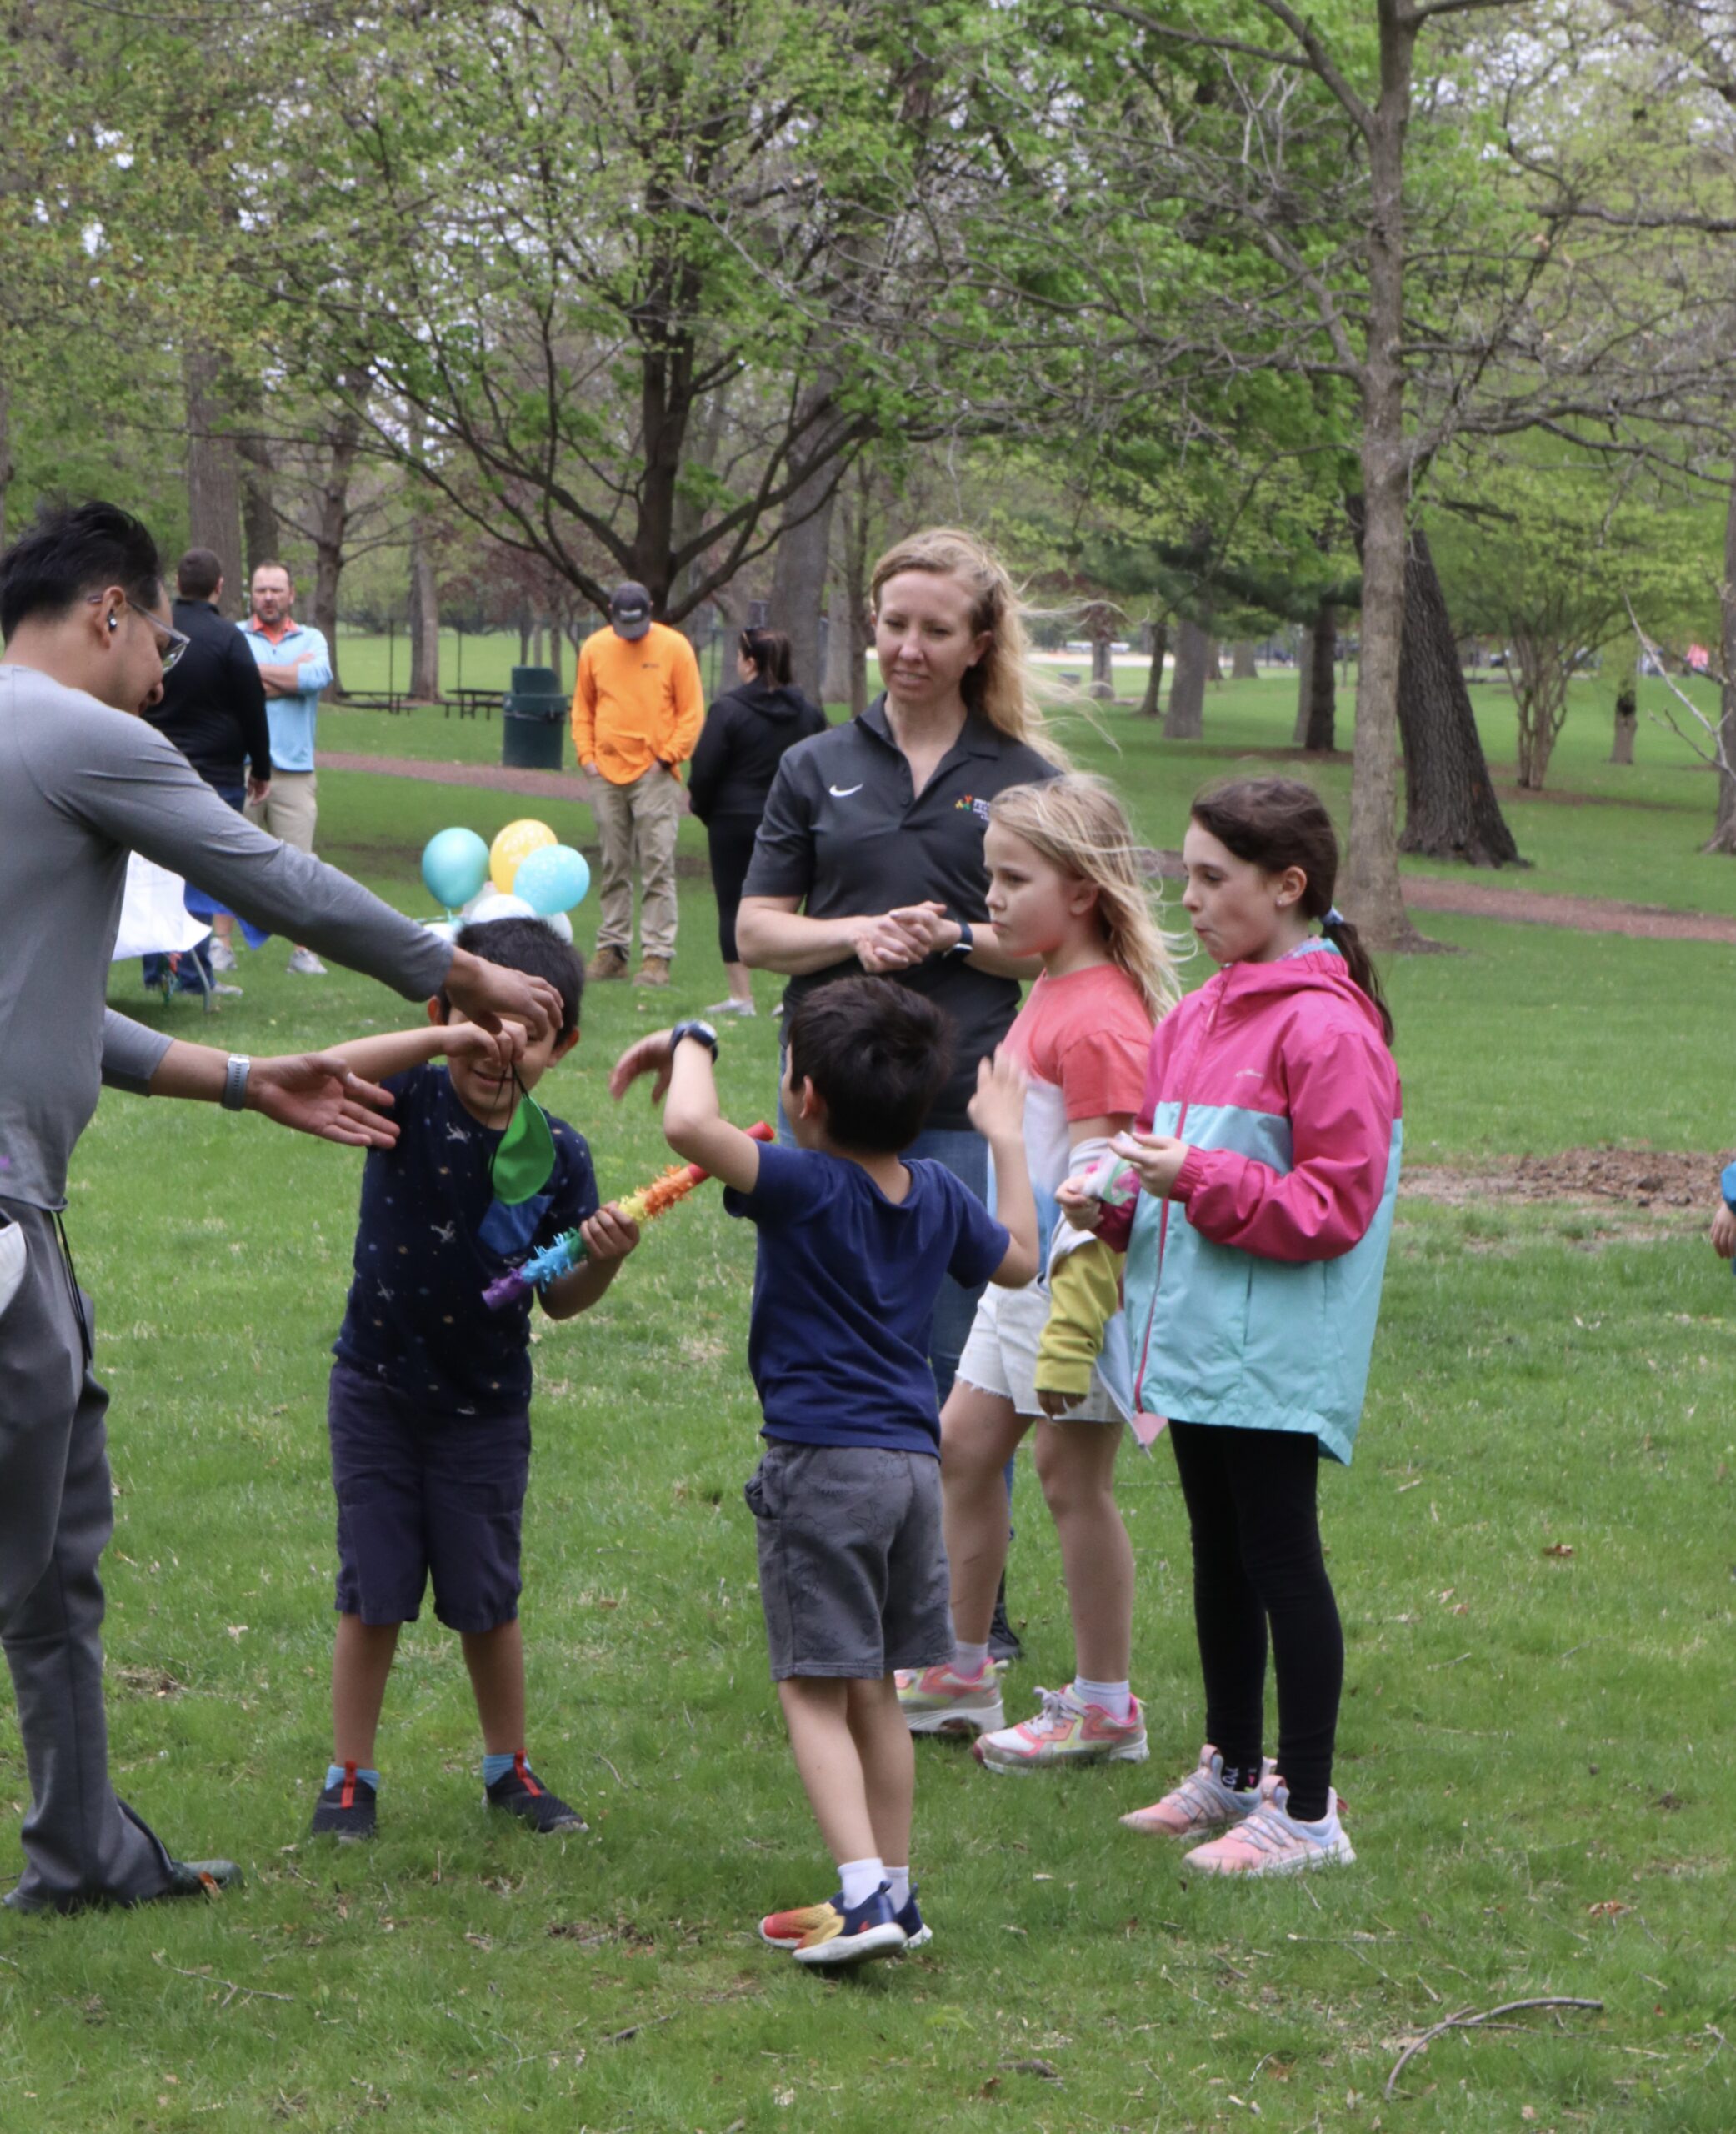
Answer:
[{"left": 852, "top": 899, "right": 963, "bottom": 973}]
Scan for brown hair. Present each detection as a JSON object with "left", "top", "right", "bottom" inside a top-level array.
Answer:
[
  {"left": 177, "top": 546, "right": 223, "bottom": 599},
  {"left": 1188, "top": 777, "right": 1393, "bottom": 1044},
  {"left": 869, "top": 527, "right": 1066, "bottom": 764},
  {"left": 740, "top": 626, "right": 793, "bottom": 686}
]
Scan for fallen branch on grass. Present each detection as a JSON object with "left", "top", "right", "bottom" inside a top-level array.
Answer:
[
  {"left": 151, "top": 1952, "right": 295, "bottom": 2010},
  {"left": 1385, "top": 1996, "right": 1603, "bottom": 2098}
]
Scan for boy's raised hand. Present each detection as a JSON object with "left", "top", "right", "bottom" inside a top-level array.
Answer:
[
  {"left": 1712, "top": 1200, "right": 1736, "bottom": 1260},
  {"left": 608, "top": 1029, "right": 676, "bottom": 1103},
  {"left": 968, "top": 1045, "right": 1028, "bottom": 1143}
]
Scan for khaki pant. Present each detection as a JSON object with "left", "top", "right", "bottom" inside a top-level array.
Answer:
[
  {"left": 245, "top": 769, "right": 318, "bottom": 854},
  {"left": 591, "top": 766, "right": 683, "bottom": 961}
]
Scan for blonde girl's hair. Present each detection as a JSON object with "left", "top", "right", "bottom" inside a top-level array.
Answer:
[
  {"left": 989, "top": 776, "right": 1183, "bottom": 1021},
  {"left": 870, "top": 527, "right": 1068, "bottom": 765}
]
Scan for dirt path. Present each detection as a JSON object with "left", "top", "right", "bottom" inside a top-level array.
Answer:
[
  {"left": 323, "top": 752, "right": 1736, "bottom": 944},
  {"left": 1403, "top": 1146, "right": 1733, "bottom": 1208}
]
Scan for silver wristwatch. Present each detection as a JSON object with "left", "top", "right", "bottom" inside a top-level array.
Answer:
[{"left": 221, "top": 1054, "right": 253, "bottom": 1112}]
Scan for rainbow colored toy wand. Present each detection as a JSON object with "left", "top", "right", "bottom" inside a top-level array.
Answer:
[{"left": 482, "top": 1120, "right": 774, "bottom": 1310}]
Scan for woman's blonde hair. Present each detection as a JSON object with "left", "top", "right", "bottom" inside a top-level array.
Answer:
[
  {"left": 870, "top": 527, "right": 1068, "bottom": 764},
  {"left": 988, "top": 776, "right": 1183, "bottom": 1022}
]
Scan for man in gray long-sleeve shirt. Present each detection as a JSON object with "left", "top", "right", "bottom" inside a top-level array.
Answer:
[{"left": 0, "top": 501, "right": 564, "bottom": 1913}]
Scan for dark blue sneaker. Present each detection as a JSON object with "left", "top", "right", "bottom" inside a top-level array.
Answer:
[
  {"left": 484, "top": 1753, "right": 587, "bottom": 1833},
  {"left": 893, "top": 1886, "right": 932, "bottom": 1951},
  {"left": 788, "top": 1883, "right": 907, "bottom": 1968},
  {"left": 310, "top": 1764, "right": 377, "bottom": 1841}
]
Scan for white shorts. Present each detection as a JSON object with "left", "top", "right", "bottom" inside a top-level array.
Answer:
[{"left": 955, "top": 1281, "right": 1123, "bottom": 1425}]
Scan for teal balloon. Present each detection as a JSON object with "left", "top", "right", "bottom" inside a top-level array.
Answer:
[
  {"left": 513, "top": 844, "right": 590, "bottom": 915},
  {"left": 422, "top": 827, "right": 489, "bottom": 909}
]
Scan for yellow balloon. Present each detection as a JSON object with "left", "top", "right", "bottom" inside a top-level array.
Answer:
[{"left": 488, "top": 819, "right": 556, "bottom": 894}]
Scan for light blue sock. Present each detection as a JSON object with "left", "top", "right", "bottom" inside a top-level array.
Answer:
[
  {"left": 324, "top": 1763, "right": 380, "bottom": 1791},
  {"left": 483, "top": 1751, "right": 522, "bottom": 1786}
]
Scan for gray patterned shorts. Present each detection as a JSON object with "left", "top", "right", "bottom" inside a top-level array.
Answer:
[{"left": 744, "top": 1440, "right": 953, "bottom": 1681}]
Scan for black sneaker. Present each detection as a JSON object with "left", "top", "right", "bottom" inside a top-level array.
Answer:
[
  {"left": 309, "top": 1765, "right": 378, "bottom": 1842},
  {"left": 485, "top": 1755, "right": 587, "bottom": 1834},
  {"left": 988, "top": 1575, "right": 1023, "bottom": 1665}
]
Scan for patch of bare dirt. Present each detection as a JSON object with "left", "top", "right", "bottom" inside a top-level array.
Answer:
[{"left": 1403, "top": 1147, "right": 1733, "bottom": 1210}]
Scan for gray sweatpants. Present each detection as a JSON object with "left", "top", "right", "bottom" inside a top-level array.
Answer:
[{"left": 0, "top": 1200, "right": 173, "bottom": 1908}]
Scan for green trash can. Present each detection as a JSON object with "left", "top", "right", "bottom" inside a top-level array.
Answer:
[{"left": 501, "top": 665, "right": 567, "bottom": 771}]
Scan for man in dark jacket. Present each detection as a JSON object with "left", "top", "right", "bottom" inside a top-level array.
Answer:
[{"left": 142, "top": 547, "right": 273, "bottom": 982}]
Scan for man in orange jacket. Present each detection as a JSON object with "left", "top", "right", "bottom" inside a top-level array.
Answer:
[{"left": 570, "top": 583, "right": 705, "bottom": 986}]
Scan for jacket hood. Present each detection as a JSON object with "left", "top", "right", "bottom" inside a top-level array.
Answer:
[
  {"left": 1208, "top": 940, "right": 1388, "bottom": 1039},
  {"left": 723, "top": 679, "right": 816, "bottom": 724}
]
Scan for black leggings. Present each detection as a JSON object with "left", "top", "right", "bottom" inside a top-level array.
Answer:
[
  {"left": 707, "top": 815, "right": 761, "bottom": 964},
  {"left": 1168, "top": 1420, "right": 1343, "bottom": 1822}
]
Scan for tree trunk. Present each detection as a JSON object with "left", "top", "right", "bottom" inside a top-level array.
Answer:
[
  {"left": 185, "top": 346, "right": 245, "bottom": 613},
  {"left": 1089, "top": 625, "right": 1114, "bottom": 700},
  {"left": 839, "top": 466, "right": 873, "bottom": 718},
  {"left": 770, "top": 465, "right": 836, "bottom": 701},
  {"left": 408, "top": 529, "right": 440, "bottom": 701},
  {"left": 1138, "top": 616, "right": 1168, "bottom": 719},
  {"left": 233, "top": 380, "right": 278, "bottom": 574},
  {"left": 1164, "top": 619, "right": 1211, "bottom": 739},
  {"left": 311, "top": 398, "right": 363, "bottom": 699},
  {"left": 1231, "top": 639, "right": 1258, "bottom": 679},
  {"left": 1609, "top": 653, "right": 1637, "bottom": 765},
  {"left": 1393, "top": 525, "right": 1523, "bottom": 862},
  {"left": 822, "top": 586, "right": 854, "bottom": 704},
  {"left": 1706, "top": 466, "right": 1736, "bottom": 854},
  {"left": 1295, "top": 603, "right": 1338, "bottom": 750},
  {"left": 1338, "top": 25, "right": 1423, "bottom": 951}
]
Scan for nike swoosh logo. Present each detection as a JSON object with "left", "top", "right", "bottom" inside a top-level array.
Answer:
[{"left": 828, "top": 783, "right": 863, "bottom": 798}]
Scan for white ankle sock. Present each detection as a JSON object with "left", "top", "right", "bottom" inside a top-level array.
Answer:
[
  {"left": 1072, "top": 1676, "right": 1132, "bottom": 1721},
  {"left": 952, "top": 1637, "right": 990, "bottom": 1677},
  {"left": 885, "top": 1865, "right": 911, "bottom": 1912},
  {"left": 838, "top": 1856, "right": 885, "bottom": 1911}
]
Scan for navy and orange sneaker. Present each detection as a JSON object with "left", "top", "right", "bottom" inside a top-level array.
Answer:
[
  {"left": 760, "top": 1885, "right": 932, "bottom": 1954},
  {"left": 758, "top": 1884, "right": 907, "bottom": 1968},
  {"left": 310, "top": 1762, "right": 378, "bottom": 1842},
  {"left": 484, "top": 1752, "right": 587, "bottom": 1834}
]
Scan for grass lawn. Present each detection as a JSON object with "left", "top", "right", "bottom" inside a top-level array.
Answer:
[{"left": 7, "top": 705, "right": 1733, "bottom": 2128}]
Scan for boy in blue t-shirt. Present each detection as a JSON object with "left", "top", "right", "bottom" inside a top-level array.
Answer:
[
  {"left": 308, "top": 918, "right": 640, "bottom": 1843},
  {"left": 611, "top": 976, "right": 1038, "bottom": 1966}
]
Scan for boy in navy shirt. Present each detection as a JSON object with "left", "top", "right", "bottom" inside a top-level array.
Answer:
[
  {"left": 610, "top": 978, "right": 1038, "bottom": 1966},
  {"left": 308, "top": 919, "right": 639, "bottom": 1841}
]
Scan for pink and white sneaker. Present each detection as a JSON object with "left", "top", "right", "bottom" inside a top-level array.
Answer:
[
  {"left": 896, "top": 1661, "right": 1006, "bottom": 1737},
  {"left": 973, "top": 1686, "right": 1148, "bottom": 1773},
  {"left": 1182, "top": 1784, "right": 1354, "bottom": 1876},
  {"left": 1120, "top": 1745, "right": 1274, "bottom": 1837}
]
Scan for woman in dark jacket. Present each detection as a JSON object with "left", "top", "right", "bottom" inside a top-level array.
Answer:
[{"left": 688, "top": 627, "right": 827, "bottom": 1015}]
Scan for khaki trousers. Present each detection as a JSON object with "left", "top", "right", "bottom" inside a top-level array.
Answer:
[
  {"left": 244, "top": 769, "right": 318, "bottom": 854},
  {"left": 590, "top": 766, "right": 683, "bottom": 961}
]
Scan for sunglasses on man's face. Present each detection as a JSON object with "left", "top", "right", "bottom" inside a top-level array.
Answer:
[{"left": 88, "top": 593, "right": 191, "bottom": 674}]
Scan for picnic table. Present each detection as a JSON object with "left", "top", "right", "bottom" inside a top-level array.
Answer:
[{"left": 445, "top": 687, "right": 502, "bottom": 720}]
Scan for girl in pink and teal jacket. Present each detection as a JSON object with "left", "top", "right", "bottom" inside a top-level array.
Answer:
[{"left": 1061, "top": 777, "right": 1400, "bottom": 1878}]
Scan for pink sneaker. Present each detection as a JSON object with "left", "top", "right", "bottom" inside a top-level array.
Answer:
[
  {"left": 973, "top": 1686, "right": 1148, "bottom": 1773},
  {"left": 1183, "top": 1786, "right": 1354, "bottom": 1876},
  {"left": 897, "top": 1661, "right": 1005, "bottom": 1737},
  {"left": 1120, "top": 1745, "right": 1273, "bottom": 1836}
]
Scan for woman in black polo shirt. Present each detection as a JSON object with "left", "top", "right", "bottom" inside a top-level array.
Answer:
[
  {"left": 688, "top": 626, "right": 826, "bottom": 1019},
  {"left": 737, "top": 527, "right": 1065, "bottom": 1400}
]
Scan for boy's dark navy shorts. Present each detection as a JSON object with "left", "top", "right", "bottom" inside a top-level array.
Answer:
[{"left": 328, "top": 1361, "right": 530, "bottom": 1634}]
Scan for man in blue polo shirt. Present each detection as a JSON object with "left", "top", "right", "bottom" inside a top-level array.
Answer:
[{"left": 241, "top": 559, "right": 333, "bottom": 975}]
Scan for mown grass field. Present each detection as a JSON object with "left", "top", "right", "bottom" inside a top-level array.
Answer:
[{"left": 4, "top": 692, "right": 1732, "bottom": 2130}]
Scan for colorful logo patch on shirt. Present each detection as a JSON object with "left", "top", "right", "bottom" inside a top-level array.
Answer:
[{"left": 954, "top": 794, "right": 993, "bottom": 824}]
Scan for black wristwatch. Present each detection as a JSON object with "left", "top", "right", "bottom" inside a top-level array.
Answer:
[
  {"left": 946, "top": 920, "right": 975, "bottom": 957},
  {"left": 669, "top": 1019, "right": 719, "bottom": 1060}
]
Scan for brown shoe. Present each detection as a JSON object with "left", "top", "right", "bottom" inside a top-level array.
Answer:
[
  {"left": 586, "top": 946, "right": 629, "bottom": 982},
  {"left": 633, "top": 956, "right": 672, "bottom": 988}
]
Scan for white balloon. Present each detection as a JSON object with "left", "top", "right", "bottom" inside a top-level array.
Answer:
[
  {"left": 539, "top": 910, "right": 573, "bottom": 943},
  {"left": 468, "top": 891, "right": 536, "bottom": 924}
]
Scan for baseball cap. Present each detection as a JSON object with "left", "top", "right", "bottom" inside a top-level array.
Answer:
[{"left": 609, "top": 582, "right": 653, "bottom": 641}]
